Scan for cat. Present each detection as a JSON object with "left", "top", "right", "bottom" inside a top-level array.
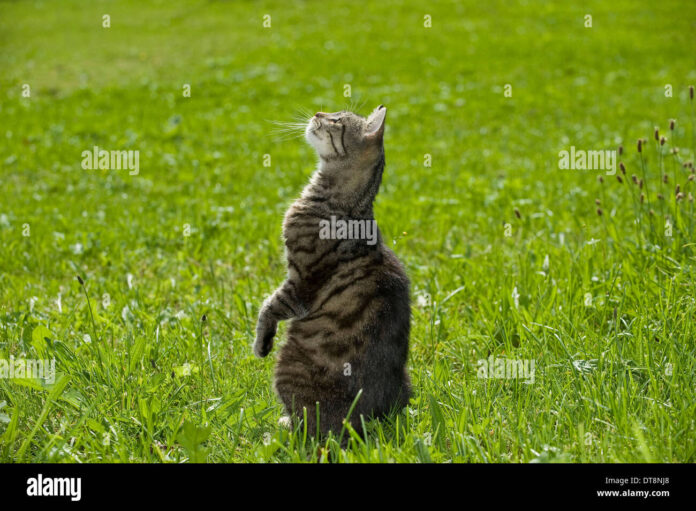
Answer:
[{"left": 253, "top": 105, "right": 411, "bottom": 438}]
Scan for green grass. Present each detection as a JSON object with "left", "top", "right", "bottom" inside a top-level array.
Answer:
[{"left": 1, "top": 0, "right": 695, "bottom": 463}]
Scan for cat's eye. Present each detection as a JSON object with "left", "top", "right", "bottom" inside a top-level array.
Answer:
[{"left": 330, "top": 118, "right": 341, "bottom": 123}]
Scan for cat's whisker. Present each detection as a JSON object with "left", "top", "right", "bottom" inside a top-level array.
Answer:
[
  {"left": 293, "top": 106, "right": 314, "bottom": 119},
  {"left": 267, "top": 120, "right": 309, "bottom": 136},
  {"left": 267, "top": 126, "right": 307, "bottom": 141},
  {"left": 356, "top": 97, "right": 368, "bottom": 114},
  {"left": 268, "top": 127, "right": 306, "bottom": 133},
  {"left": 268, "top": 134, "right": 303, "bottom": 140},
  {"left": 268, "top": 120, "right": 307, "bottom": 127},
  {"left": 269, "top": 129, "right": 306, "bottom": 135},
  {"left": 271, "top": 125, "right": 306, "bottom": 131}
]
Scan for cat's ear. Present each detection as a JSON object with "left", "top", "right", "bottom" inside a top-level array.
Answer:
[{"left": 365, "top": 105, "right": 387, "bottom": 141}]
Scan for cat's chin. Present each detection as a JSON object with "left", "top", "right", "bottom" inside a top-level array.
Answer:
[
  {"left": 304, "top": 126, "right": 317, "bottom": 143},
  {"left": 304, "top": 130, "right": 325, "bottom": 156}
]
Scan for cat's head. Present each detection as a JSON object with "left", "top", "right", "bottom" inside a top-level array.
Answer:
[{"left": 305, "top": 106, "right": 387, "bottom": 161}]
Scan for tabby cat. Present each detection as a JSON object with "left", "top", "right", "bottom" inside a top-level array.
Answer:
[{"left": 253, "top": 105, "right": 411, "bottom": 437}]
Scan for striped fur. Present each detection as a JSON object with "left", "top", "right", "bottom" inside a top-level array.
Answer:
[{"left": 253, "top": 106, "right": 411, "bottom": 437}]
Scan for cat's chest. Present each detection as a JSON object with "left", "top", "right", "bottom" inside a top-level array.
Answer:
[{"left": 282, "top": 211, "right": 322, "bottom": 250}]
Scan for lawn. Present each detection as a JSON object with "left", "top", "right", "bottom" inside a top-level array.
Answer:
[{"left": 0, "top": 0, "right": 694, "bottom": 462}]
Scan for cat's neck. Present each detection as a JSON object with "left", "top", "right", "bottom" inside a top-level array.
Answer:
[{"left": 302, "top": 152, "right": 384, "bottom": 219}]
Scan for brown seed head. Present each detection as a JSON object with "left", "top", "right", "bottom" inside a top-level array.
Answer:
[
  {"left": 637, "top": 139, "right": 642, "bottom": 153},
  {"left": 620, "top": 162, "right": 626, "bottom": 174},
  {"left": 660, "top": 136, "right": 666, "bottom": 146},
  {"left": 596, "top": 208, "right": 602, "bottom": 216},
  {"left": 654, "top": 128, "right": 659, "bottom": 141},
  {"left": 670, "top": 119, "right": 676, "bottom": 130},
  {"left": 691, "top": 85, "right": 695, "bottom": 100},
  {"left": 616, "top": 175, "right": 623, "bottom": 184},
  {"left": 514, "top": 208, "right": 521, "bottom": 219}
]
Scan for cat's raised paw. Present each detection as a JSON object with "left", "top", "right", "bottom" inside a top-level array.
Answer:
[
  {"left": 252, "top": 338, "right": 271, "bottom": 358},
  {"left": 253, "top": 323, "right": 276, "bottom": 358}
]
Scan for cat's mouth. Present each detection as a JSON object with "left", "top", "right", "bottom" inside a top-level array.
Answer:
[
  {"left": 307, "top": 117, "right": 321, "bottom": 133},
  {"left": 305, "top": 118, "right": 322, "bottom": 143}
]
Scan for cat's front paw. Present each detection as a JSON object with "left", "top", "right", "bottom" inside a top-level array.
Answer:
[{"left": 253, "top": 321, "right": 277, "bottom": 358}]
